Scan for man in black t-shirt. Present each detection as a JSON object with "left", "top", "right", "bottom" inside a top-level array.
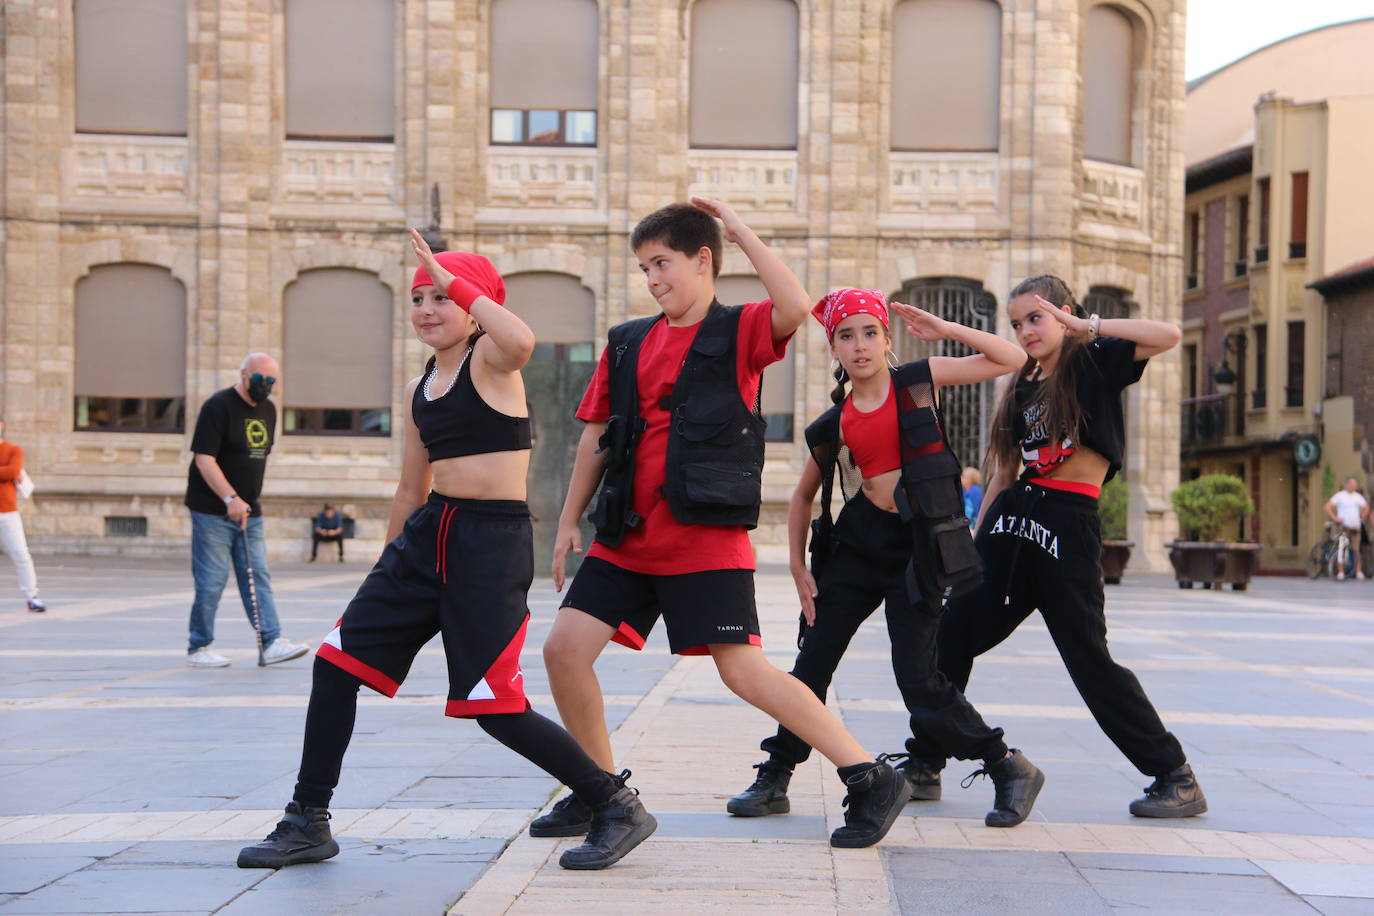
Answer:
[{"left": 184, "top": 353, "right": 308, "bottom": 668}]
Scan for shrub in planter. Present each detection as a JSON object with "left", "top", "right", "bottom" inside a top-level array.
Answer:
[
  {"left": 1168, "top": 474, "right": 1261, "bottom": 590},
  {"left": 1098, "top": 477, "right": 1132, "bottom": 585}
]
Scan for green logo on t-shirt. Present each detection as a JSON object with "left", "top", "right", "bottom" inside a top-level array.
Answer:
[{"left": 245, "top": 418, "right": 270, "bottom": 453}]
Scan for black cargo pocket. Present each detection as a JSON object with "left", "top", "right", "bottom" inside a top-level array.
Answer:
[
  {"left": 906, "top": 452, "right": 964, "bottom": 517},
  {"left": 683, "top": 462, "right": 760, "bottom": 508},
  {"left": 899, "top": 409, "right": 943, "bottom": 450},
  {"left": 587, "top": 484, "right": 616, "bottom": 530},
  {"left": 933, "top": 518, "right": 980, "bottom": 578},
  {"left": 676, "top": 401, "right": 739, "bottom": 444}
]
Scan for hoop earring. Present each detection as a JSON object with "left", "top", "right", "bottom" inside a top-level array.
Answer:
[{"left": 831, "top": 358, "right": 841, "bottom": 374}]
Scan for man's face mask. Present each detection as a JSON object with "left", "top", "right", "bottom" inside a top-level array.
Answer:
[{"left": 247, "top": 372, "right": 276, "bottom": 403}]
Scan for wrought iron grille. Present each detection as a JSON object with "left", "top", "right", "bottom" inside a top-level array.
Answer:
[{"left": 892, "top": 278, "right": 997, "bottom": 469}]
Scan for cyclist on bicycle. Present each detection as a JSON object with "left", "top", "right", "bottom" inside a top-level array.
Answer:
[{"left": 1326, "top": 476, "right": 1369, "bottom": 581}]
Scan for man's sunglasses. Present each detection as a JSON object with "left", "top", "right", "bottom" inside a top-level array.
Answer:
[{"left": 249, "top": 373, "right": 277, "bottom": 387}]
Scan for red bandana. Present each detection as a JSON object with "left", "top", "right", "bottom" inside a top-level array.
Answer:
[
  {"left": 412, "top": 251, "right": 507, "bottom": 305},
  {"left": 812, "top": 288, "right": 890, "bottom": 339}
]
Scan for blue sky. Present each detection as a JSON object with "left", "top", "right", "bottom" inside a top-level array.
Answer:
[{"left": 1186, "top": 0, "right": 1374, "bottom": 80}]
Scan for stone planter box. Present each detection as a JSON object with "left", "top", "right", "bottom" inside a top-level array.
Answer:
[
  {"left": 1166, "top": 540, "right": 1263, "bottom": 591},
  {"left": 1101, "top": 539, "right": 1133, "bottom": 585}
]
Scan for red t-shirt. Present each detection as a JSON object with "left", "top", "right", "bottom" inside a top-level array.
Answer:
[{"left": 575, "top": 300, "right": 790, "bottom": 575}]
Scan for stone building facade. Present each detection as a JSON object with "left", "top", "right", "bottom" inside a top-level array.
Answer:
[{"left": 1, "top": 0, "right": 1187, "bottom": 570}]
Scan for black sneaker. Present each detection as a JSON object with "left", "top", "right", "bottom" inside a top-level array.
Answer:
[
  {"left": 726, "top": 760, "right": 793, "bottom": 817},
  {"left": 530, "top": 769, "right": 630, "bottom": 838},
  {"left": 962, "top": 749, "right": 1044, "bottom": 828},
  {"left": 888, "top": 753, "right": 942, "bottom": 801},
  {"left": 829, "top": 759, "right": 908, "bottom": 849},
  {"left": 237, "top": 802, "right": 339, "bottom": 868},
  {"left": 558, "top": 787, "right": 658, "bottom": 870},
  {"left": 1129, "top": 764, "right": 1208, "bottom": 818}
]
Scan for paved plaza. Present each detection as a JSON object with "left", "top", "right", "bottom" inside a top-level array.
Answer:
[{"left": 0, "top": 556, "right": 1372, "bottom": 914}]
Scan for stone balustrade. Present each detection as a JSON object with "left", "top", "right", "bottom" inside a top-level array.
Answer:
[
  {"left": 687, "top": 150, "right": 798, "bottom": 211},
  {"left": 1081, "top": 159, "right": 1145, "bottom": 227},
  {"left": 485, "top": 147, "right": 598, "bottom": 207},
  {"left": 888, "top": 151, "right": 1000, "bottom": 212},
  {"left": 66, "top": 134, "right": 189, "bottom": 200},
  {"left": 280, "top": 141, "right": 396, "bottom": 205}
]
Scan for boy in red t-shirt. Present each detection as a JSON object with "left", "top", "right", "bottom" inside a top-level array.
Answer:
[{"left": 537, "top": 198, "right": 908, "bottom": 854}]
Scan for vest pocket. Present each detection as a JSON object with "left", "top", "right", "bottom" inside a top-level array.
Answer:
[
  {"left": 676, "top": 401, "right": 741, "bottom": 444},
  {"left": 932, "top": 517, "right": 980, "bottom": 578},
  {"left": 899, "top": 409, "right": 943, "bottom": 449},
  {"left": 683, "top": 462, "right": 761, "bottom": 508},
  {"left": 903, "top": 454, "right": 964, "bottom": 518}
]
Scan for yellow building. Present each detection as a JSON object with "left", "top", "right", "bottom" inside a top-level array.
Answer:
[
  {"left": 1, "top": 0, "right": 1187, "bottom": 570},
  {"left": 1181, "top": 18, "right": 1374, "bottom": 571}
]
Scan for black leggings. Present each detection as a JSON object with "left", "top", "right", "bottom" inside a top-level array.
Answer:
[
  {"left": 294, "top": 657, "right": 617, "bottom": 809},
  {"left": 911, "top": 482, "right": 1186, "bottom": 778},
  {"left": 760, "top": 492, "right": 1008, "bottom": 769}
]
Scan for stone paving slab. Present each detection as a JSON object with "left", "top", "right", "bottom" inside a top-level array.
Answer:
[{"left": 1, "top": 559, "right": 1372, "bottom": 913}]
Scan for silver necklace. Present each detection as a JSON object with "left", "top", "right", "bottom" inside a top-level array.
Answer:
[{"left": 424, "top": 348, "right": 470, "bottom": 402}]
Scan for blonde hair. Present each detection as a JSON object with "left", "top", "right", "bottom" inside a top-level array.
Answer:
[{"left": 961, "top": 467, "right": 982, "bottom": 486}]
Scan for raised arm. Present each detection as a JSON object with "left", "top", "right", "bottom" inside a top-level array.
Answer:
[
  {"left": 890, "top": 301, "right": 1024, "bottom": 387},
  {"left": 1031, "top": 295, "right": 1180, "bottom": 360},
  {"left": 691, "top": 197, "right": 810, "bottom": 341},
  {"left": 409, "top": 229, "right": 536, "bottom": 372}
]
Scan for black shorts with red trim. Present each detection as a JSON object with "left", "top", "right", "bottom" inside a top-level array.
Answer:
[
  {"left": 316, "top": 494, "right": 532, "bottom": 718},
  {"left": 560, "top": 556, "right": 761, "bottom": 655}
]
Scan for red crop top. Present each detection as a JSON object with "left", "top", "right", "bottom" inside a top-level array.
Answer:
[{"left": 840, "top": 382, "right": 901, "bottom": 478}]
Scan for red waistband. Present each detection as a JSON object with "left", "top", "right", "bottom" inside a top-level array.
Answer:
[{"left": 1028, "top": 477, "right": 1101, "bottom": 499}]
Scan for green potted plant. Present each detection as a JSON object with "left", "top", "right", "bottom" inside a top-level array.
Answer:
[
  {"left": 1099, "top": 477, "right": 1132, "bottom": 584},
  {"left": 1167, "top": 473, "right": 1261, "bottom": 590}
]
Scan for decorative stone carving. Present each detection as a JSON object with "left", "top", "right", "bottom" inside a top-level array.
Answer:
[
  {"left": 889, "top": 152, "right": 999, "bottom": 212},
  {"left": 67, "top": 135, "right": 189, "bottom": 200},
  {"left": 280, "top": 141, "right": 395, "bottom": 204},
  {"left": 1081, "top": 160, "right": 1145, "bottom": 227},
  {"left": 688, "top": 150, "right": 798, "bottom": 211},
  {"left": 485, "top": 147, "right": 597, "bottom": 207}
]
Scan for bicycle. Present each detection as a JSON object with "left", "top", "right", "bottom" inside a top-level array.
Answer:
[{"left": 1306, "top": 521, "right": 1357, "bottom": 579}]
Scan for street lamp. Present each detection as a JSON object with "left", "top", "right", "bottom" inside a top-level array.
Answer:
[{"left": 1211, "top": 361, "right": 1237, "bottom": 397}]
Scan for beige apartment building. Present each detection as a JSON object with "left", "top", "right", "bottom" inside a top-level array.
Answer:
[
  {"left": 1181, "top": 18, "right": 1374, "bottom": 572},
  {"left": 1, "top": 0, "right": 1187, "bottom": 571}
]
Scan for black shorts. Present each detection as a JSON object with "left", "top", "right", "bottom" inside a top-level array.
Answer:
[
  {"left": 316, "top": 494, "right": 532, "bottom": 718},
  {"left": 561, "top": 556, "right": 760, "bottom": 656}
]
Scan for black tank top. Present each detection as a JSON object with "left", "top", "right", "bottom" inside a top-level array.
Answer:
[{"left": 412, "top": 349, "right": 532, "bottom": 462}]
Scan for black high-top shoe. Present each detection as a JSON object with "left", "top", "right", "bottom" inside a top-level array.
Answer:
[
  {"left": 726, "top": 760, "right": 794, "bottom": 817},
  {"left": 558, "top": 787, "right": 658, "bottom": 870},
  {"left": 1129, "top": 764, "right": 1208, "bottom": 818},
  {"left": 888, "top": 753, "right": 943, "bottom": 801},
  {"left": 529, "top": 769, "right": 630, "bottom": 838},
  {"left": 963, "top": 749, "right": 1044, "bottom": 827},
  {"left": 829, "top": 759, "right": 908, "bottom": 848},
  {"left": 237, "top": 802, "right": 339, "bottom": 868}
]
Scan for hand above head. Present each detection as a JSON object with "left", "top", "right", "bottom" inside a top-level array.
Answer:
[
  {"left": 409, "top": 228, "right": 456, "bottom": 289},
  {"left": 890, "top": 301, "right": 950, "bottom": 342},
  {"left": 1032, "top": 294, "right": 1089, "bottom": 334},
  {"left": 690, "top": 196, "right": 747, "bottom": 245}
]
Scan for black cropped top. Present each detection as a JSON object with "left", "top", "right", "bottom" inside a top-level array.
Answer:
[{"left": 412, "top": 349, "right": 532, "bottom": 462}]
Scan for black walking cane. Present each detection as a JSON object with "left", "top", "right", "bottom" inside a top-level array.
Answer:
[{"left": 239, "top": 521, "right": 266, "bottom": 667}]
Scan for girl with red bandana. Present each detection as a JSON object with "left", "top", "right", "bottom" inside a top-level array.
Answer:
[
  {"left": 727, "top": 288, "right": 1047, "bottom": 828},
  {"left": 238, "top": 232, "right": 654, "bottom": 872}
]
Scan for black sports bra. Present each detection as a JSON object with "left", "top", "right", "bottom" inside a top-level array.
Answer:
[{"left": 412, "top": 349, "right": 532, "bottom": 462}]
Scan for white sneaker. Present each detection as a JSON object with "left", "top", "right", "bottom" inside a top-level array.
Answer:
[
  {"left": 188, "top": 647, "right": 231, "bottom": 668},
  {"left": 261, "top": 638, "right": 310, "bottom": 666}
]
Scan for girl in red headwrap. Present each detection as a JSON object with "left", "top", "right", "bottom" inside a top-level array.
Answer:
[
  {"left": 726, "top": 288, "right": 1047, "bottom": 829},
  {"left": 238, "top": 231, "right": 654, "bottom": 872}
]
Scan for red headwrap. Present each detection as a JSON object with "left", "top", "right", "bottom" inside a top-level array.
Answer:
[
  {"left": 411, "top": 251, "right": 507, "bottom": 307},
  {"left": 811, "top": 288, "right": 890, "bottom": 339}
]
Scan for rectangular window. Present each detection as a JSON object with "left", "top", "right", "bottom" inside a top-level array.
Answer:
[
  {"left": 1183, "top": 344, "right": 1198, "bottom": 399},
  {"left": 285, "top": 0, "right": 395, "bottom": 140},
  {"left": 1289, "top": 171, "right": 1308, "bottom": 259},
  {"left": 1285, "top": 321, "right": 1304, "bottom": 408},
  {"left": 1235, "top": 194, "right": 1249, "bottom": 276},
  {"left": 1186, "top": 211, "right": 1200, "bottom": 289},
  {"left": 75, "top": 0, "right": 187, "bottom": 135},
  {"left": 1252, "top": 323, "right": 1267, "bottom": 409},
  {"left": 1256, "top": 178, "right": 1270, "bottom": 263},
  {"left": 75, "top": 396, "right": 185, "bottom": 433},
  {"left": 490, "top": 109, "right": 597, "bottom": 146},
  {"left": 284, "top": 408, "right": 391, "bottom": 437}
]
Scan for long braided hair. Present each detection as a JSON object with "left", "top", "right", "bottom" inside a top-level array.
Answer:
[{"left": 983, "top": 275, "right": 1090, "bottom": 483}]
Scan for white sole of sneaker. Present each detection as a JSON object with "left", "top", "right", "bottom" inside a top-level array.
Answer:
[{"left": 262, "top": 646, "right": 310, "bottom": 665}]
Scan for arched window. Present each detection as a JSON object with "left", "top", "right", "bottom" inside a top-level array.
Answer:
[
  {"left": 75, "top": 0, "right": 187, "bottom": 135},
  {"left": 1083, "top": 285, "right": 1132, "bottom": 320},
  {"left": 690, "top": 0, "right": 799, "bottom": 149},
  {"left": 282, "top": 269, "right": 393, "bottom": 435},
  {"left": 1083, "top": 5, "right": 1139, "bottom": 165},
  {"left": 891, "top": 0, "right": 1001, "bottom": 151},
  {"left": 892, "top": 278, "right": 997, "bottom": 467},
  {"left": 490, "top": 0, "right": 599, "bottom": 146},
  {"left": 285, "top": 0, "right": 395, "bottom": 140},
  {"left": 716, "top": 276, "right": 794, "bottom": 441},
  {"left": 74, "top": 263, "right": 187, "bottom": 432}
]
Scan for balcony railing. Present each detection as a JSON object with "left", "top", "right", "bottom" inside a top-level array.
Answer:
[
  {"left": 1181, "top": 392, "right": 1246, "bottom": 449},
  {"left": 485, "top": 146, "right": 598, "bottom": 207},
  {"left": 888, "top": 151, "right": 999, "bottom": 212},
  {"left": 687, "top": 150, "right": 797, "bottom": 211},
  {"left": 1081, "top": 160, "right": 1144, "bottom": 228},
  {"left": 66, "top": 134, "right": 189, "bottom": 201},
  {"left": 280, "top": 141, "right": 395, "bottom": 205}
]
